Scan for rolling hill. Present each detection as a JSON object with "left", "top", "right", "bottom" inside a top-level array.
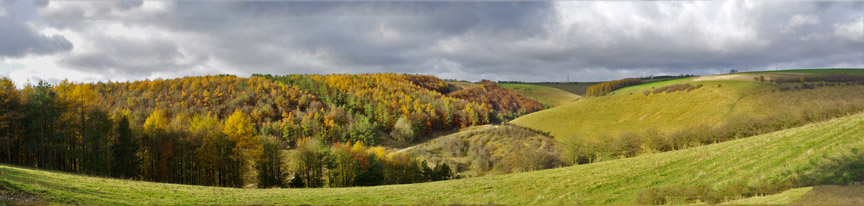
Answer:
[
  {"left": 4, "top": 111, "right": 864, "bottom": 205},
  {"left": 498, "top": 83, "right": 581, "bottom": 107},
  {"left": 511, "top": 70, "right": 864, "bottom": 144}
]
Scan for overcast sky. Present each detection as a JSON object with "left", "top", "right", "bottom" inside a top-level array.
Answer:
[{"left": 1, "top": 0, "right": 863, "bottom": 85}]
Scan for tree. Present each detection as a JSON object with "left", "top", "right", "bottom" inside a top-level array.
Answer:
[
  {"left": 348, "top": 114, "right": 379, "bottom": 145},
  {"left": 22, "top": 81, "right": 62, "bottom": 169},
  {"left": 257, "top": 136, "right": 286, "bottom": 188},
  {"left": 327, "top": 142, "right": 357, "bottom": 187},
  {"left": 353, "top": 154, "right": 384, "bottom": 186},
  {"left": 111, "top": 115, "right": 139, "bottom": 179},
  {"left": 141, "top": 109, "right": 171, "bottom": 181},
  {"left": 429, "top": 163, "right": 454, "bottom": 181},
  {"left": 223, "top": 110, "right": 261, "bottom": 186},
  {"left": 192, "top": 114, "right": 241, "bottom": 187},
  {"left": 291, "top": 137, "right": 325, "bottom": 188},
  {"left": 0, "top": 77, "right": 24, "bottom": 163},
  {"left": 81, "top": 109, "right": 112, "bottom": 175}
]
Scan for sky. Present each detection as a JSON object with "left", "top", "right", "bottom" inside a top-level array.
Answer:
[{"left": 0, "top": 0, "right": 863, "bottom": 86}]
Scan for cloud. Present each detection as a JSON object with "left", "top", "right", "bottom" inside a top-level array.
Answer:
[
  {"left": 782, "top": 14, "right": 820, "bottom": 33},
  {"left": 0, "top": 0, "right": 72, "bottom": 58},
  {"left": 834, "top": 17, "right": 864, "bottom": 43},
  {"left": 0, "top": 0, "right": 863, "bottom": 84}
]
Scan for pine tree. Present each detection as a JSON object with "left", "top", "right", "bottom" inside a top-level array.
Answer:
[{"left": 111, "top": 116, "right": 139, "bottom": 179}]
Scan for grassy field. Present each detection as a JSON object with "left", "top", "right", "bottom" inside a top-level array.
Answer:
[
  {"left": 4, "top": 112, "right": 864, "bottom": 205},
  {"left": 498, "top": 83, "right": 581, "bottom": 107},
  {"left": 511, "top": 72, "right": 864, "bottom": 141}
]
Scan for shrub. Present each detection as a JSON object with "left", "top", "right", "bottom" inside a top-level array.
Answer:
[
  {"left": 503, "top": 142, "right": 558, "bottom": 173},
  {"left": 439, "top": 136, "right": 466, "bottom": 156},
  {"left": 771, "top": 73, "right": 864, "bottom": 84},
  {"left": 390, "top": 117, "right": 417, "bottom": 143},
  {"left": 650, "top": 84, "right": 702, "bottom": 95}
]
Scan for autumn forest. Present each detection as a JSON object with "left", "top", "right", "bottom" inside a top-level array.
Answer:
[{"left": 0, "top": 74, "right": 543, "bottom": 188}]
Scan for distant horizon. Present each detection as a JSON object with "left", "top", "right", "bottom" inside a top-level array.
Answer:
[{"left": 4, "top": 67, "right": 864, "bottom": 88}]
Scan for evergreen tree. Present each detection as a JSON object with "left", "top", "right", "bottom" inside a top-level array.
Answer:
[
  {"left": 111, "top": 116, "right": 139, "bottom": 179},
  {"left": 82, "top": 110, "right": 112, "bottom": 175}
]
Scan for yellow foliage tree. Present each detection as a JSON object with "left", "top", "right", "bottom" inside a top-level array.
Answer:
[
  {"left": 223, "top": 110, "right": 261, "bottom": 187},
  {"left": 144, "top": 109, "right": 169, "bottom": 135}
]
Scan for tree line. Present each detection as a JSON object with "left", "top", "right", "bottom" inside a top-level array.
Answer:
[
  {"left": 585, "top": 78, "right": 642, "bottom": 96},
  {"left": 2, "top": 74, "right": 522, "bottom": 188}
]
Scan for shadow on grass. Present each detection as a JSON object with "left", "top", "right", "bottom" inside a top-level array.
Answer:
[
  {"left": 0, "top": 179, "right": 44, "bottom": 205},
  {"left": 635, "top": 149, "right": 864, "bottom": 205},
  {"left": 1, "top": 165, "right": 114, "bottom": 205}
]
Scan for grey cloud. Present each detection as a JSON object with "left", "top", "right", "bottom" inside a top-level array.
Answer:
[
  {"left": 0, "top": 0, "right": 71, "bottom": 58},
  {"left": 12, "top": 1, "right": 864, "bottom": 83}
]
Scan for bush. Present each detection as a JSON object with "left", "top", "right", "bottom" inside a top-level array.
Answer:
[
  {"left": 439, "top": 136, "right": 466, "bottom": 156},
  {"left": 771, "top": 73, "right": 864, "bottom": 84},
  {"left": 503, "top": 143, "right": 558, "bottom": 173},
  {"left": 651, "top": 84, "right": 701, "bottom": 94},
  {"left": 390, "top": 117, "right": 417, "bottom": 143}
]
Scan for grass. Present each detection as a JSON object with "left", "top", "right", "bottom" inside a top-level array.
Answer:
[
  {"left": 511, "top": 75, "right": 864, "bottom": 141},
  {"left": 498, "top": 83, "right": 581, "bottom": 107},
  {"left": 4, "top": 112, "right": 864, "bottom": 205}
]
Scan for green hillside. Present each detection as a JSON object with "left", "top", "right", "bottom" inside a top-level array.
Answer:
[
  {"left": 499, "top": 83, "right": 581, "bottom": 107},
  {"left": 511, "top": 71, "right": 864, "bottom": 142},
  {"left": 4, "top": 112, "right": 864, "bottom": 205}
]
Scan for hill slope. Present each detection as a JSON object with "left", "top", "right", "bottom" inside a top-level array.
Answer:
[
  {"left": 499, "top": 83, "right": 580, "bottom": 107},
  {"left": 404, "top": 124, "right": 564, "bottom": 177},
  {"left": 4, "top": 112, "right": 864, "bottom": 205},
  {"left": 512, "top": 71, "right": 864, "bottom": 142}
]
